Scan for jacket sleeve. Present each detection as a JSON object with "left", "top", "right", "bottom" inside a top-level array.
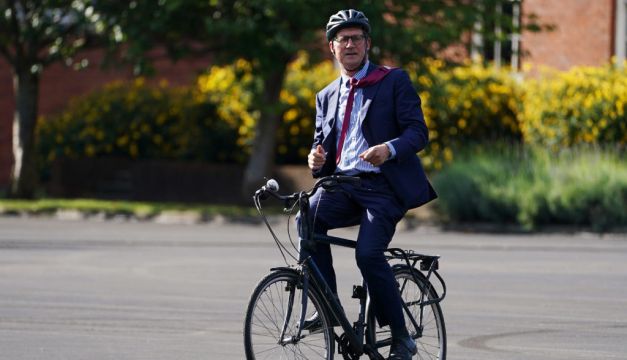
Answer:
[
  {"left": 312, "top": 92, "right": 325, "bottom": 150},
  {"left": 387, "top": 70, "right": 429, "bottom": 162},
  {"left": 311, "top": 91, "right": 329, "bottom": 178}
]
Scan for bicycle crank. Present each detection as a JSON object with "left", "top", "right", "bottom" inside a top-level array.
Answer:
[{"left": 336, "top": 333, "right": 361, "bottom": 360}]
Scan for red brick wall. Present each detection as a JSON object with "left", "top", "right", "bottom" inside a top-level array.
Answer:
[
  {"left": 522, "top": 0, "right": 614, "bottom": 71},
  {"left": 0, "top": 48, "right": 211, "bottom": 189}
]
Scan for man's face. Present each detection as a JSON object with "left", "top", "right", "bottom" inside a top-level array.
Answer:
[{"left": 329, "top": 27, "right": 370, "bottom": 72}]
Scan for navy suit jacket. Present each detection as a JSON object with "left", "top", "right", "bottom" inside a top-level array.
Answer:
[{"left": 311, "top": 63, "right": 437, "bottom": 209}]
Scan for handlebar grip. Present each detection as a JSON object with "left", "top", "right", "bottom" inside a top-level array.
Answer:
[{"left": 255, "top": 183, "right": 296, "bottom": 203}]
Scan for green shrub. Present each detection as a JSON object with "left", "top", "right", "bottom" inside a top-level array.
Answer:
[
  {"left": 433, "top": 145, "right": 627, "bottom": 231},
  {"left": 37, "top": 78, "right": 243, "bottom": 168},
  {"left": 520, "top": 62, "right": 627, "bottom": 149},
  {"left": 537, "top": 148, "right": 627, "bottom": 229}
]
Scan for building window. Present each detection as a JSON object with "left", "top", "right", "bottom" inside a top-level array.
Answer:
[
  {"left": 616, "top": 0, "right": 627, "bottom": 62},
  {"left": 471, "top": 0, "right": 521, "bottom": 69}
]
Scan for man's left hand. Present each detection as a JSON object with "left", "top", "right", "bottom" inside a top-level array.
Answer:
[{"left": 359, "top": 144, "right": 390, "bottom": 167}]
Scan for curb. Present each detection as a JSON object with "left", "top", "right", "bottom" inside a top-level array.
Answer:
[{"left": 1, "top": 210, "right": 625, "bottom": 235}]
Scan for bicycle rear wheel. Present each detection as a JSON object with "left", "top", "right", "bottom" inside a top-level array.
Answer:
[
  {"left": 366, "top": 267, "right": 446, "bottom": 359},
  {"left": 244, "top": 269, "right": 335, "bottom": 360}
]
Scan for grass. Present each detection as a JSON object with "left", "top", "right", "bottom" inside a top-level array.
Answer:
[{"left": 0, "top": 198, "right": 265, "bottom": 220}]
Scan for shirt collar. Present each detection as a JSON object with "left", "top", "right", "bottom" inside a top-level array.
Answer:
[{"left": 341, "top": 60, "right": 370, "bottom": 88}]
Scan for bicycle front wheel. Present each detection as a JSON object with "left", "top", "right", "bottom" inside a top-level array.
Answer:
[
  {"left": 244, "top": 269, "right": 335, "bottom": 360},
  {"left": 366, "top": 267, "right": 446, "bottom": 359}
]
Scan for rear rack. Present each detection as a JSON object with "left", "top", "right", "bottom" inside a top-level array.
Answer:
[
  {"left": 385, "top": 249, "right": 439, "bottom": 270},
  {"left": 386, "top": 248, "right": 446, "bottom": 305}
]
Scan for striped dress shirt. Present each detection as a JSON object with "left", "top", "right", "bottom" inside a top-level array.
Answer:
[{"left": 335, "top": 61, "right": 396, "bottom": 174}]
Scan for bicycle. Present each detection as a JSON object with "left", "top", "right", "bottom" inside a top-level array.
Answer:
[{"left": 244, "top": 175, "right": 447, "bottom": 359}]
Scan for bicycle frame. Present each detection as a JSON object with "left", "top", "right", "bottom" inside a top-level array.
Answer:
[
  {"left": 305, "top": 233, "right": 447, "bottom": 353},
  {"left": 289, "top": 191, "right": 377, "bottom": 358},
  {"left": 253, "top": 176, "right": 446, "bottom": 359}
]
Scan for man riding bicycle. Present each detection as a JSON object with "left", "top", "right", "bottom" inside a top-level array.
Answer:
[{"left": 302, "top": 9, "right": 437, "bottom": 360}]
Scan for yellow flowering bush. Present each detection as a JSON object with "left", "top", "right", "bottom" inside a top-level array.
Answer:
[
  {"left": 196, "top": 53, "right": 337, "bottom": 164},
  {"left": 196, "top": 56, "right": 525, "bottom": 168},
  {"left": 520, "top": 62, "right": 627, "bottom": 149},
  {"left": 39, "top": 56, "right": 627, "bottom": 180},
  {"left": 409, "top": 59, "right": 522, "bottom": 170},
  {"left": 278, "top": 53, "right": 337, "bottom": 163},
  {"left": 196, "top": 59, "right": 260, "bottom": 151},
  {"left": 37, "top": 78, "right": 242, "bottom": 168}
]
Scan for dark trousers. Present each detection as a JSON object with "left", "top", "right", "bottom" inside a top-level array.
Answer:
[{"left": 299, "top": 175, "right": 406, "bottom": 329}]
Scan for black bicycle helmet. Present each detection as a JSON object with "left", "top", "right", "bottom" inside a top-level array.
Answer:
[{"left": 326, "top": 9, "right": 371, "bottom": 41}]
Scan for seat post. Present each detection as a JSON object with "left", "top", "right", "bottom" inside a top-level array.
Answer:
[{"left": 353, "top": 279, "right": 369, "bottom": 342}]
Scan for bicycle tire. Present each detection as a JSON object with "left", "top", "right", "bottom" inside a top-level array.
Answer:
[
  {"left": 244, "top": 269, "right": 335, "bottom": 360},
  {"left": 366, "top": 266, "right": 446, "bottom": 359}
]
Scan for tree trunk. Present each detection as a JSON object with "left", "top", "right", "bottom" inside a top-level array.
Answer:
[
  {"left": 241, "top": 65, "right": 288, "bottom": 200},
  {"left": 10, "top": 69, "right": 40, "bottom": 198}
]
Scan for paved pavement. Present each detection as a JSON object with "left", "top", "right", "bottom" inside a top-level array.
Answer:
[{"left": 0, "top": 217, "right": 626, "bottom": 360}]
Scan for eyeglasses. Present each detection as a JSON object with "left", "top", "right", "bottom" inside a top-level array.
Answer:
[{"left": 333, "top": 34, "right": 366, "bottom": 46}]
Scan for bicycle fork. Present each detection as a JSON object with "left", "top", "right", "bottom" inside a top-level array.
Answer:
[{"left": 278, "top": 268, "right": 310, "bottom": 346}]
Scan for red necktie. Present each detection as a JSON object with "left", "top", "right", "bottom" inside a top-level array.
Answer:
[{"left": 335, "top": 66, "right": 394, "bottom": 164}]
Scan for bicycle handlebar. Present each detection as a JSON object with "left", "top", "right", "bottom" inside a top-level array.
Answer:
[
  {"left": 254, "top": 175, "right": 361, "bottom": 204},
  {"left": 252, "top": 175, "right": 361, "bottom": 264}
]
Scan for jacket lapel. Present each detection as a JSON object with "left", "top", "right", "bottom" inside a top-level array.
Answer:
[
  {"left": 360, "top": 63, "right": 384, "bottom": 127},
  {"left": 323, "top": 77, "right": 341, "bottom": 138}
]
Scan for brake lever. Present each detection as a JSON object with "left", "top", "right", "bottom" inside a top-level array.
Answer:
[{"left": 255, "top": 189, "right": 269, "bottom": 201}]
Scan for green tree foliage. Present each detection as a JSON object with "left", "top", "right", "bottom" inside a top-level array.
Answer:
[
  {"left": 1, "top": 0, "right": 546, "bottom": 199},
  {"left": 0, "top": 0, "right": 106, "bottom": 197},
  {"left": 99, "top": 0, "right": 544, "bottom": 198}
]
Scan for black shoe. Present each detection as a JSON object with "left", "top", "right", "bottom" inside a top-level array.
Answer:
[{"left": 388, "top": 335, "right": 417, "bottom": 360}]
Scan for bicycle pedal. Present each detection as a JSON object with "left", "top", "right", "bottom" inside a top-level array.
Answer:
[{"left": 351, "top": 285, "right": 367, "bottom": 300}]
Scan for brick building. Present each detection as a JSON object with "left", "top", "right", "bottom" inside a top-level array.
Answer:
[
  {"left": 521, "top": 0, "right": 625, "bottom": 70},
  {"left": 1, "top": 0, "right": 626, "bottom": 191}
]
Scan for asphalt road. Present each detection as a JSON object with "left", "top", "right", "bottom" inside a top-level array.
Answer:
[{"left": 0, "top": 217, "right": 626, "bottom": 360}]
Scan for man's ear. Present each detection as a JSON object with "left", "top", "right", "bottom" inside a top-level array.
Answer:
[{"left": 329, "top": 41, "right": 335, "bottom": 55}]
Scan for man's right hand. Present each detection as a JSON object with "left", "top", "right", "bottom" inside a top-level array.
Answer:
[{"left": 308, "top": 145, "right": 327, "bottom": 171}]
